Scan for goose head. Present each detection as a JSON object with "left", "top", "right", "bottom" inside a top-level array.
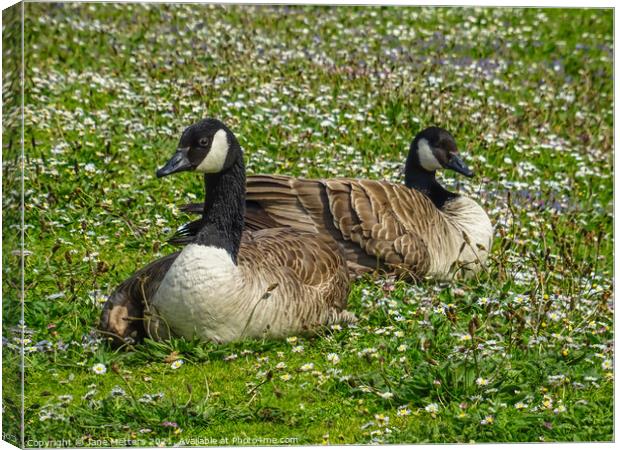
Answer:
[
  {"left": 157, "top": 118, "right": 242, "bottom": 178},
  {"left": 405, "top": 127, "right": 473, "bottom": 183}
]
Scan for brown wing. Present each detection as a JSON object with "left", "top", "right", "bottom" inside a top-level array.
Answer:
[
  {"left": 99, "top": 251, "right": 180, "bottom": 345},
  {"left": 245, "top": 176, "right": 379, "bottom": 274},
  {"left": 337, "top": 180, "right": 406, "bottom": 264},
  {"left": 245, "top": 175, "right": 433, "bottom": 277},
  {"left": 237, "top": 227, "right": 350, "bottom": 311},
  {"left": 244, "top": 175, "right": 319, "bottom": 233}
]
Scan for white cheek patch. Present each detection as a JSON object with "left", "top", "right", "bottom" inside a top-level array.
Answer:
[
  {"left": 196, "top": 129, "right": 229, "bottom": 173},
  {"left": 417, "top": 138, "right": 443, "bottom": 171}
]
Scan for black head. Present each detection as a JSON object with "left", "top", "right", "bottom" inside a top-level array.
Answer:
[
  {"left": 157, "top": 118, "right": 241, "bottom": 178},
  {"left": 406, "top": 127, "right": 473, "bottom": 178}
]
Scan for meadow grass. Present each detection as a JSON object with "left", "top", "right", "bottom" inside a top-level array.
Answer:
[{"left": 2, "top": 3, "right": 613, "bottom": 446}]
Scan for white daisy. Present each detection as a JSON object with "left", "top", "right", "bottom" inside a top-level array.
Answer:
[
  {"left": 326, "top": 353, "right": 340, "bottom": 364},
  {"left": 170, "top": 360, "right": 184, "bottom": 369},
  {"left": 92, "top": 363, "right": 107, "bottom": 375}
]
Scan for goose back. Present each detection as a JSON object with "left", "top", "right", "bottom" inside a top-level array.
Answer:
[{"left": 182, "top": 175, "right": 491, "bottom": 279}]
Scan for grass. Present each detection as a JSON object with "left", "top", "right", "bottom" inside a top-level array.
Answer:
[{"left": 2, "top": 2, "right": 614, "bottom": 446}]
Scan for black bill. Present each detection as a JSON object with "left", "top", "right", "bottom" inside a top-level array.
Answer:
[
  {"left": 445, "top": 154, "right": 474, "bottom": 178},
  {"left": 156, "top": 148, "right": 192, "bottom": 178}
]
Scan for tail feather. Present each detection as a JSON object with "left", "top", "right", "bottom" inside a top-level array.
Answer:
[
  {"left": 99, "top": 252, "right": 179, "bottom": 346},
  {"left": 167, "top": 219, "right": 203, "bottom": 245}
]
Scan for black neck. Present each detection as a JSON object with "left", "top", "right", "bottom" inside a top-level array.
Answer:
[
  {"left": 405, "top": 146, "right": 457, "bottom": 209},
  {"left": 194, "top": 157, "right": 245, "bottom": 263}
]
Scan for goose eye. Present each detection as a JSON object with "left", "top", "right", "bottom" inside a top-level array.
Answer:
[{"left": 199, "top": 137, "right": 210, "bottom": 147}]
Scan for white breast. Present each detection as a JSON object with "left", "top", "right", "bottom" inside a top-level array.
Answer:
[
  {"left": 430, "top": 197, "right": 494, "bottom": 278},
  {"left": 151, "top": 244, "right": 248, "bottom": 342}
]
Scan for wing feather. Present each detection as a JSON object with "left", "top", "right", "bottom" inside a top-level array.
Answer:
[
  {"left": 99, "top": 252, "right": 180, "bottom": 344},
  {"left": 238, "top": 228, "right": 350, "bottom": 311}
]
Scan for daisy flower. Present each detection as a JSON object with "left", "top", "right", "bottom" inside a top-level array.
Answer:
[
  {"left": 396, "top": 405, "right": 411, "bottom": 417},
  {"left": 476, "top": 377, "right": 489, "bottom": 386},
  {"left": 326, "top": 353, "right": 340, "bottom": 364},
  {"left": 481, "top": 415, "right": 494, "bottom": 425},
  {"left": 425, "top": 403, "right": 439, "bottom": 414},
  {"left": 601, "top": 359, "right": 612, "bottom": 370},
  {"left": 92, "top": 363, "right": 107, "bottom": 375},
  {"left": 170, "top": 360, "right": 184, "bottom": 370}
]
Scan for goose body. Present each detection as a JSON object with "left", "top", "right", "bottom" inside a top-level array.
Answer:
[
  {"left": 178, "top": 127, "right": 493, "bottom": 280},
  {"left": 149, "top": 230, "right": 350, "bottom": 342},
  {"left": 100, "top": 119, "right": 352, "bottom": 345}
]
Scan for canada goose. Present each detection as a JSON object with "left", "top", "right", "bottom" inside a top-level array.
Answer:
[
  {"left": 177, "top": 127, "right": 493, "bottom": 280},
  {"left": 100, "top": 119, "right": 353, "bottom": 345}
]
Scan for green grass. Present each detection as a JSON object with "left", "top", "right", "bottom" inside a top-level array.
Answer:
[{"left": 2, "top": 3, "right": 613, "bottom": 446}]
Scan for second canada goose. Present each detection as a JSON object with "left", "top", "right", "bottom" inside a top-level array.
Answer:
[
  {"left": 100, "top": 119, "right": 353, "bottom": 344},
  {"left": 177, "top": 127, "right": 493, "bottom": 280}
]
